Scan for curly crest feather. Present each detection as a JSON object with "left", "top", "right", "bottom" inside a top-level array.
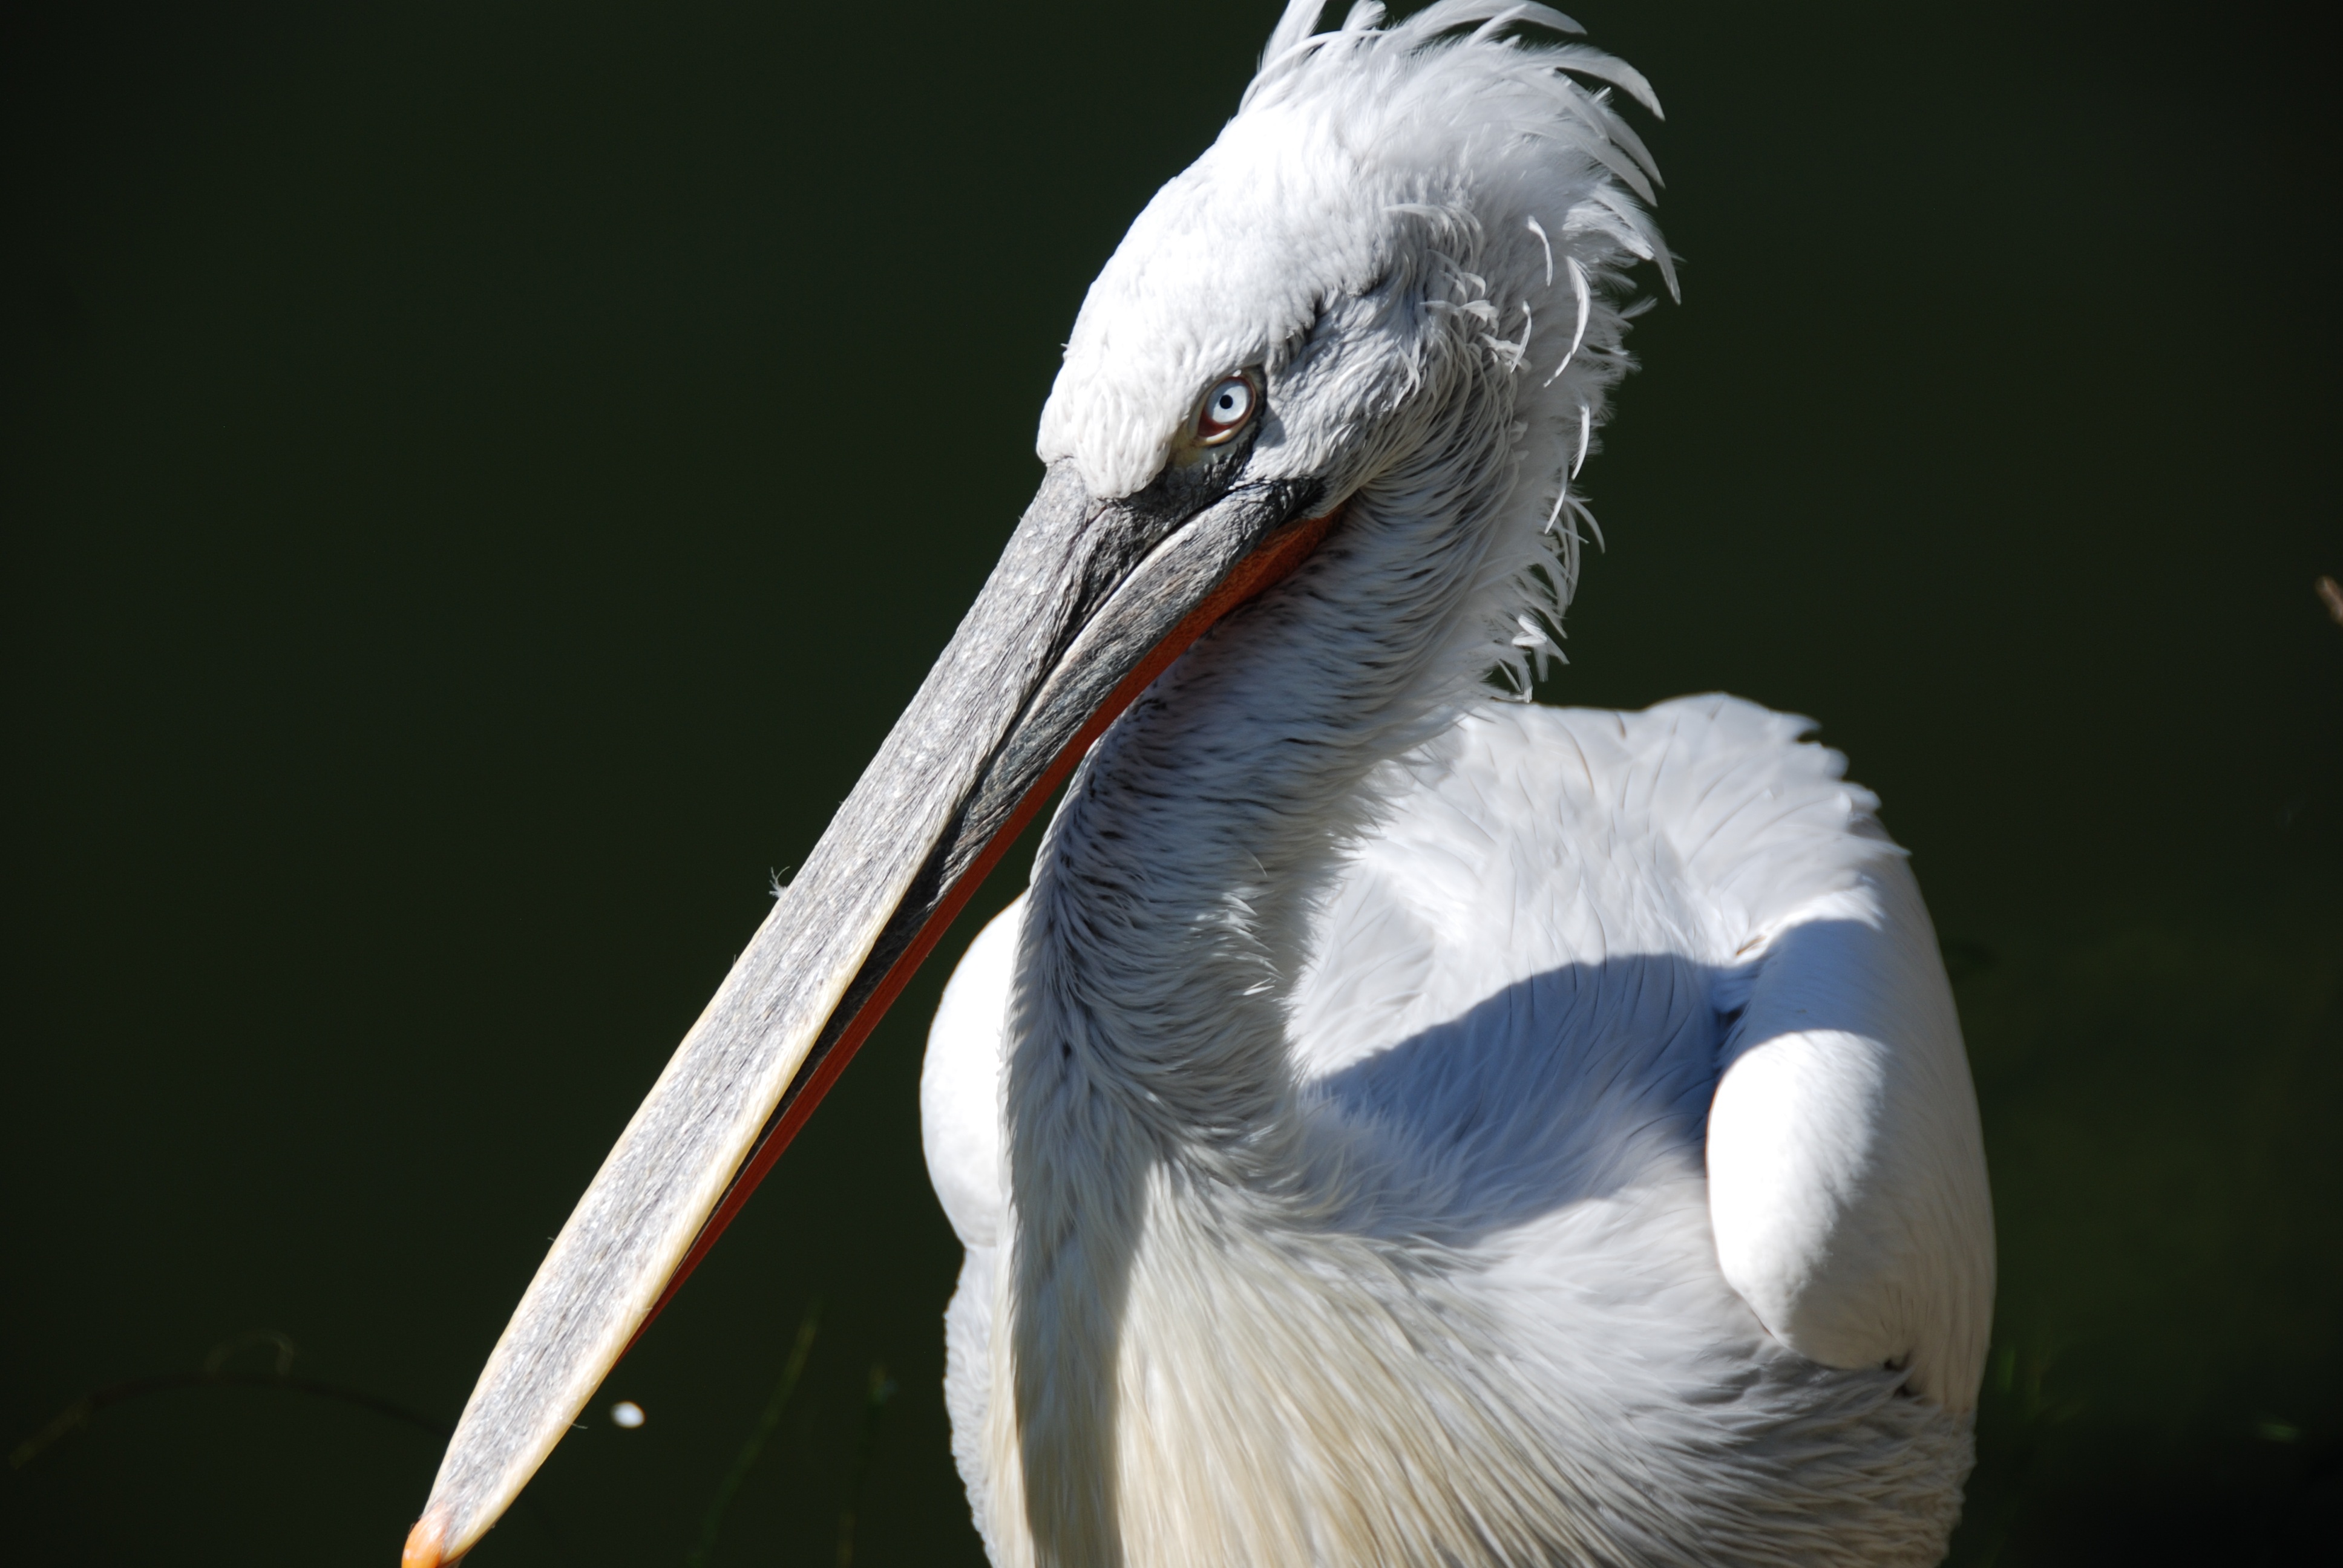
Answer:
[{"left": 1039, "top": 0, "right": 1673, "bottom": 708}]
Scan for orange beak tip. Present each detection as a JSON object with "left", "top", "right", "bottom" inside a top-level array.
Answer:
[{"left": 401, "top": 1508, "right": 451, "bottom": 1567}]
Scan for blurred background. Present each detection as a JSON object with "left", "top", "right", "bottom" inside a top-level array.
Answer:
[{"left": 4, "top": 2, "right": 2336, "bottom": 1563}]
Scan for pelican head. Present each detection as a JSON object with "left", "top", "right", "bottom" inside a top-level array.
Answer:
[{"left": 404, "top": 4, "right": 1671, "bottom": 1560}]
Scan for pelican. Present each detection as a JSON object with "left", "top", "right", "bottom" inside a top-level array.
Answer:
[{"left": 404, "top": 4, "right": 1993, "bottom": 1564}]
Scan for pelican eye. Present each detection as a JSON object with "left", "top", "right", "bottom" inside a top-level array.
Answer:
[{"left": 1194, "top": 373, "right": 1257, "bottom": 445}]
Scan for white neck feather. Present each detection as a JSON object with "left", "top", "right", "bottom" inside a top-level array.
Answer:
[{"left": 991, "top": 440, "right": 1569, "bottom": 1564}]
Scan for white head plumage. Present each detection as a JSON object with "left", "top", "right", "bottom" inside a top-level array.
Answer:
[{"left": 1040, "top": 0, "right": 1673, "bottom": 694}]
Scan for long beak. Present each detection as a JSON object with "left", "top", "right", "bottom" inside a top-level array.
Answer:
[{"left": 402, "top": 459, "right": 1331, "bottom": 1566}]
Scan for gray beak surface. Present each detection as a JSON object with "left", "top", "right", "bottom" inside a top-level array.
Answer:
[{"left": 402, "top": 456, "right": 1328, "bottom": 1566}]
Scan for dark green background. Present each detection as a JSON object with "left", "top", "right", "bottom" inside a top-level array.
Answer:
[{"left": 5, "top": 2, "right": 2337, "bottom": 1564}]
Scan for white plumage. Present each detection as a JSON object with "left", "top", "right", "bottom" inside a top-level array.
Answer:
[
  {"left": 398, "top": 11, "right": 1990, "bottom": 1562},
  {"left": 917, "top": 5, "right": 1993, "bottom": 1565}
]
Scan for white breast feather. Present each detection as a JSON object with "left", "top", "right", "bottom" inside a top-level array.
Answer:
[{"left": 925, "top": 695, "right": 1994, "bottom": 1563}]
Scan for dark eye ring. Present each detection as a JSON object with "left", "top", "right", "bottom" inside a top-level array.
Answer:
[{"left": 1195, "top": 373, "right": 1258, "bottom": 445}]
